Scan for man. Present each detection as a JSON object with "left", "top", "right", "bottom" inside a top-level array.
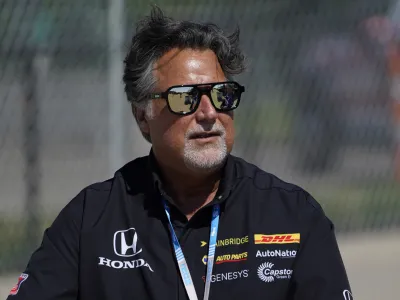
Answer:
[{"left": 7, "top": 7, "right": 352, "bottom": 300}]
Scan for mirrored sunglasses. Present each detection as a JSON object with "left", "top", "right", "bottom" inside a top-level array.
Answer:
[{"left": 148, "top": 81, "right": 245, "bottom": 115}]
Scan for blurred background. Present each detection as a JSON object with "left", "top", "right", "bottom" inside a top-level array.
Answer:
[{"left": 0, "top": 0, "right": 399, "bottom": 299}]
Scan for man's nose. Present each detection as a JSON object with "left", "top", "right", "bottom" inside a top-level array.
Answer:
[{"left": 195, "top": 94, "right": 218, "bottom": 122}]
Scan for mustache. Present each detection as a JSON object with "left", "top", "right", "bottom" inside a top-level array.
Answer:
[{"left": 185, "top": 123, "right": 226, "bottom": 139}]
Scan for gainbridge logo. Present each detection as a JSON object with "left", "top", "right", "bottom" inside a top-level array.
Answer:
[{"left": 254, "top": 233, "right": 300, "bottom": 244}]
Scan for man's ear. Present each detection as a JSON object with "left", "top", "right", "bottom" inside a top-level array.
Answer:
[{"left": 132, "top": 104, "right": 150, "bottom": 136}]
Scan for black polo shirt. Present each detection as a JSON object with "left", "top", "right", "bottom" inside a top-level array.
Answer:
[{"left": 7, "top": 153, "right": 352, "bottom": 300}]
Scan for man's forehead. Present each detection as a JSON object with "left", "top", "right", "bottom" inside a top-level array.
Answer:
[{"left": 153, "top": 48, "right": 225, "bottom": 89}]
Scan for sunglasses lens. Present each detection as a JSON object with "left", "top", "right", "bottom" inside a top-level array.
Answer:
[
  {"left": 168, "top": 86, "right": 198, "bottom": 114},
  {"left": 167, "top": 82, "right": 242, "bottom": 115},
  {"left": 211, "top": 83, "right": 240, "bottom": 111}
]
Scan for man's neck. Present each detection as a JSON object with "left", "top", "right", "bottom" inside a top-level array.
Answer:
[{"left": 157, "top": 162, "right": 222, "bottom": 220}]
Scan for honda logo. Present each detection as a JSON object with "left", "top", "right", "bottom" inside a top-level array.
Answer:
[{"left": 113, "top": 228, "right": 143, "bottom": 257}]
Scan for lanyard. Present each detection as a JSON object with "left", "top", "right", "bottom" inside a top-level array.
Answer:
[{"left": 162, "top": 199, "right": 220, "bottom": 300}]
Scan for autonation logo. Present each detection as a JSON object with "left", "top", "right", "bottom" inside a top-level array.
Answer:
[{"left": 256, "top": 249, "right": 297, "bottom": 259}]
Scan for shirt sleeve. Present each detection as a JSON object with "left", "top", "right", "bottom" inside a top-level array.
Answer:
[
  {"left": 6, "top": 192, "right": 84, "bottom": 300},
  {"left": 288, "top": 194, "right": 353, "bottom": 300}
]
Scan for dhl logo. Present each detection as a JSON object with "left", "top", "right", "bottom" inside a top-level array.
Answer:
[{"left": 254, "top": 233, "right": 300, "bottom": 244}]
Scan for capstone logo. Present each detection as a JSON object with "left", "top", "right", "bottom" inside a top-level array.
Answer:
[
  {"left": 257, "top": 262, "right": 292, "bottom": 283},
  {"left": 256, "top": 249, "right": 297, "bottom": 259}
]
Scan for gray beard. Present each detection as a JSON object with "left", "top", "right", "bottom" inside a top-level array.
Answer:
[{"left": 183, "top": 136, "right": 228, "bottom": 172}]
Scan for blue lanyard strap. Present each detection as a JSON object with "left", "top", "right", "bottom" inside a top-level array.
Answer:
[{"left": 162, "top": 199, "right": 220, "bottom": 300}]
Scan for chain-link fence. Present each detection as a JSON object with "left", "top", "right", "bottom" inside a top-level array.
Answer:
[{"left": 1, "top": 0, "right": 400, "bottom": 273}]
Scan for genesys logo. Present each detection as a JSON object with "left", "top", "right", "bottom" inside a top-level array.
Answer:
[
  {"left": 201, "top": 236, "right": 249, "bottom": 248},
  {"left": 257, "top": 262, "right": 292, "bottom": 283},
  {"left": 202, "top": 269, "right": 249, "bottom": 283},
  {"left": 256, "top": 249, "right": 297, "bottom": 259},
  {"left": 202, "top": 252, "right": 248, "bottom": 265},
  {"left": 254, "top": 233, "right": 300, "bottom": 244},
  {"left": 98, "top": 228, "right": 153, "bottom": 272}
]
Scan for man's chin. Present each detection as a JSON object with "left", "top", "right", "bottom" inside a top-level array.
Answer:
[{"left": 183, "top": 147, "right": 227, "bottom": 173}]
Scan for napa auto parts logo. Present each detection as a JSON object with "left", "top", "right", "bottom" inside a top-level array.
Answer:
[
  {"left": 9, "top": 273, "right": 29, "bottom": 296},
  {"left": 202, "top": 252, "right": 248, "bottom": 265},
  {"left": 254, "top": 233, "right": 300, "bottom": 244}
]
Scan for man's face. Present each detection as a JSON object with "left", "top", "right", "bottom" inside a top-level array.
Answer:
[{"left": 142, "top": 48, "right": 235, "bottom": 172}]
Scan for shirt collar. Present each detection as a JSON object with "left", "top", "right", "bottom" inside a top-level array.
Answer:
[{"left": 147, "top": 148, "right": 236, "bottom": 204}]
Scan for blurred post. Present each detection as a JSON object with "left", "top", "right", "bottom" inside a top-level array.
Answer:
[
  {"left": 108, "top": 0, "right": 126, "bottom": 175},
  {"left": 23, "top": 8, "right": 51, "bottom": 257},
  {"left": 23, "top": 56, "right": 40, "bottom": 257},
  {"left": 23, "top": 54, "right": 49, "bottom": 251}
]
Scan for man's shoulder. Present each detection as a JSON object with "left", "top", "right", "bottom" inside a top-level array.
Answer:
[
  {"left": 231, "top": 155, "right": 324, "bottom": 213},
  {"left": 232, "top": 155, "right": 304, "bottom": 192},
  {"left": 59, "top": 156, "right": 150, "bottom": 227},
  {"left": 79, "top": 155, "right": 149, "bottom": 196}
]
